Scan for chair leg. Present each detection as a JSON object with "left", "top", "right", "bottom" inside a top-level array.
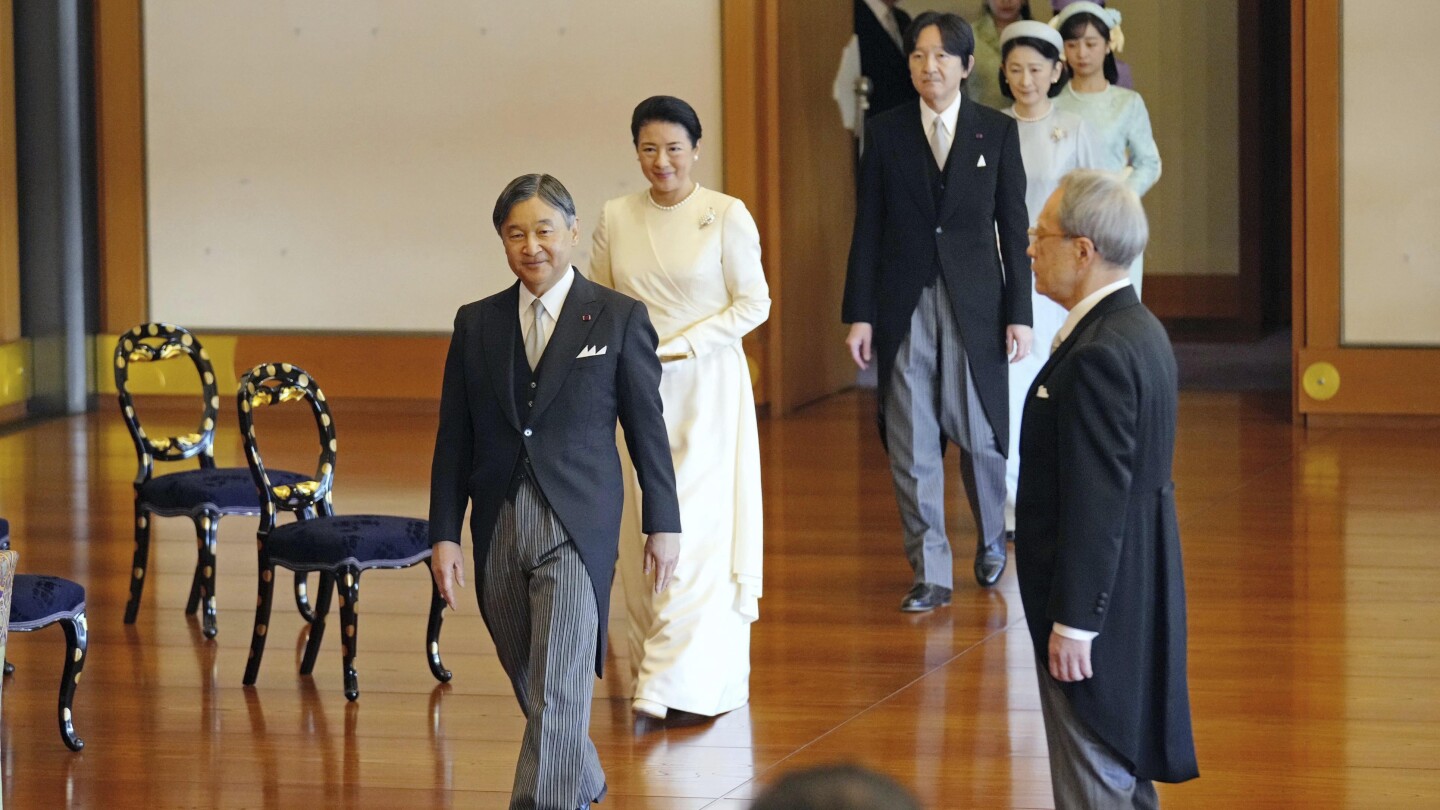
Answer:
[
  {"left": 426, "top": 574, "right": 452, "bottom": 683},
  {"left": 338, "top": 566, "right": 361, "bottom": 701},
  {"left": 124, "top": 502, "right": 152, "bottom": 624},
  {"left": 184, "top": 560, "right": 203, "bottom": 615},
  {"left": 294, "top": 571, "right": 317, "bottom": 624},
  {"left": 243, "top": 559, "right": 277, "bottom": 687},
  {"left": 194, "top": 512, "right": 220, "bottom": 638},
  {"left": 299, "top": 573, "right": 335, "bottom": 676},
  {"left": 59, "top": 612, "right": 88, "bottom": 751}
]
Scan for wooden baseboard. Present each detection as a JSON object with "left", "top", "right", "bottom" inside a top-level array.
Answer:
[
  {"left": 1145, "top": 274, "right": 1242, "bottom": 320},
  {"left": 1305, "top": 413, "right": 1440, "bottom": 429},
  {"left": 1297, "top": 347, "right": 1440, "bottom": 415},
  {"left": 0, "top": 400, "right": 24, "bottom": 426}
]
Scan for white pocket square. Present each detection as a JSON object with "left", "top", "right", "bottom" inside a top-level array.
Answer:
[
  {"left": 576, "top": 345, "right": 607, "bottom": 359},
  {"left": 977, "top": 155, "right": 987, "bottom": 168},
  {"left": 1036, "top": 385, "right": 1050, "bottom": 399}
]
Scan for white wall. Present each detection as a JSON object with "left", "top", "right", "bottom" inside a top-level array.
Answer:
[
  {"left": 144, "top": 1, "right": 723, "bottom": 333},
  {"left": 1341, "top": 0, "right": 1440, "bottom": 346}
]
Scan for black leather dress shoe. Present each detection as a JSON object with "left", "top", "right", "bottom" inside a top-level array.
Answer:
[
  {"left": 900, "top": 583, "right": 953, "bottom": 612},
  {"left": 974, "top": 545, "right": 1007, "bottom": 587}
]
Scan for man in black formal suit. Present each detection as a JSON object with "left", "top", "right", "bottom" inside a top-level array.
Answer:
[
  {"left": 842, "top": 11, "right": 1032, "bottom": 611},
  {"left": 855, "top": 0, "right": 918, "bottom": 118},
  {"left": 429, "top": 174, "right": 682, "bottom": 810},
  {"left": 1016, "top": 169, "right": 1198, "bottom": 807}
]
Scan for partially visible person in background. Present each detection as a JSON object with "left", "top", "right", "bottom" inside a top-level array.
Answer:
[
  {"left": 750, "top": 765, "right": 923, "bottom": 810},
  {"left": 1051, "top": 0, "right": 1134, "bottom": 88},
  {"left": 967, "top": 0, "right": 1033, "bottom": 109},
  {"left": 996, "top": 19, "right": 1096, "bottom": 538},
  {"left": 1051, "top": 1, "right": 1158, "bottom": 295},
  {"left": 855, "top": 0, "right": 919, "bottom": 118}
]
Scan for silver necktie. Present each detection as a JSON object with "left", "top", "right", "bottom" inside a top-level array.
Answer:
[
  {"left": 525, "top": 299, "right": 546, "bottom": 369},
  {"left": 930, "top": 117, "right": 950, "bottom": 169}
]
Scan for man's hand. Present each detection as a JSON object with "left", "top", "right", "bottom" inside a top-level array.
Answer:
[
  {"left": 643, "top": 532, "right": 681, "bottom": 594},
  {"left": 1007, "top": 324, "right": 1033, "bottom": 363},
  {"left": 1048, "top": 631, "right": 1094, "bottom": 682},
  {"left": 846, "top": 322, "right": 874, "bottom": 370},
  {"left": 430, "top": 540, "right": 465, "bottom": 611}
]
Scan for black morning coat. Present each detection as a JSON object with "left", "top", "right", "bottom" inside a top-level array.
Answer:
[
  {"left": 853, "top": 0, "right": 918, "bottom": 118},
  {"left": 842, "top": 97, "right": 1031, "bottom": 452},
  {"left": 428, "top": 270, "right": 681, "bottom": 676},
  {"left": 1015, "top": 286, "right": 1200, "bottom": 783}
]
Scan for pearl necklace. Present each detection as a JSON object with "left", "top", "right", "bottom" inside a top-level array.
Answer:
[
  {"left": 647, "top": 183, "right": 700, "bottom": 211},
  {"left": 1012, "top": 104, "right": 1053, "bottom": 123}
]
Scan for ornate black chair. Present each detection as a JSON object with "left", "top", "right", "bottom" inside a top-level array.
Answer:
[
  {"left": 237, "top": 363, "right": 450, "bottom": 700},
  {"left": 115, "top": 323, "right": 310, "bottom": 638},
  {"left": 1, "top": 518, "right": 88, "bottom": 751}
]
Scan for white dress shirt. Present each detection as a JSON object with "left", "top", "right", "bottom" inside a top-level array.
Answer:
[
  {"left": 517, "top": 266, "right": 577, "bottom": 360},
  {"left": 1049, "top": 276, "right": 1131, "bottom": 643}
]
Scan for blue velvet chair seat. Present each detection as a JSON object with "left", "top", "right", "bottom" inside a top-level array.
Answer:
[
  {"left": 138, "top": 468, "right": 308, "bottom": 514},
  {"left": 9, "top": 575, "right": 87, "bottom": 631},
  {"left": 267, "top": 515, "right": 432, "bottom": 572},
  {"left": 0, "top": 516, "right": 9, "bottom": 548}
]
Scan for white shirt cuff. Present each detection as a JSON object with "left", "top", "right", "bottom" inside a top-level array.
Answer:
[{"left": 1053, "top": 622, "right": 1098, "bottom": 641}]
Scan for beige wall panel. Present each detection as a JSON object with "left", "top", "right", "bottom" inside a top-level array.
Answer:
[
  {"left": 143, "top": 0, "right": 723, "bottom": 332},
  {"left": 1125, "top": 0, "right": 1241, "bottom": 278},
  {"left": 1339, "top": 0, "right": 1440, "bottom": 346}
]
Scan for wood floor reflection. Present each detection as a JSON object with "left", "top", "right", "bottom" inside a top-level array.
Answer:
[{"left": 2, "top": 390, "right": 1437, "bottom": 808}]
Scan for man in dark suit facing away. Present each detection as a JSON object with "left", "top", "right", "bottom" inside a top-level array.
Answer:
[
  {"left": 843, "top": 11, "right": 1033, "bottom": 612},
  {"left": 429, "top": 174, "right": 682, "bottom": 810},
  {"left": 1017, "top": 169, "right": 1198, "bottom": 807}
]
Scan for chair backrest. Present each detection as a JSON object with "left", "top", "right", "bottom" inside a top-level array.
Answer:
[
  {"left": 114, "top": 323, "right": 222, "bottom": 485},
  {"left": 236, "top": 363, "right": 338, "bottom": 535}
]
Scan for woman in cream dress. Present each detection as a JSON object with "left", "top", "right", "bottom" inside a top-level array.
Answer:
[
  {"left": 590, "top": 96, "right": 770, "bottom": 720},
  {"left": 997, "top": 20, "right": 1097, "bottom": 530}
]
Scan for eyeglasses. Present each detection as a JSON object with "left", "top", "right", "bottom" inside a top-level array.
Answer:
[{"left": 1027, "top": 227, "right": 1073, "bottom": 242}]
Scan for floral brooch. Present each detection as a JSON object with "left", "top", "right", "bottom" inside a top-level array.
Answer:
[
  {"left": 699, "top": 207, "right": 716, "bottom": 229},
  {"left": 1050, "top": 126, "right": 1068, "bottom": 144}
]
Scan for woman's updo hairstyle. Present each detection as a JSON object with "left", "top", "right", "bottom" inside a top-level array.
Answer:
[{"left": 630, "top": 95, "right": 702, "bottom": 147}]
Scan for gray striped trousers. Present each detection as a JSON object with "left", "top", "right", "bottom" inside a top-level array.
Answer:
[
  {"left": 484, "top": 477, "right": 606, "bottom": 810},
  {"left": 883, "top": 276, "right": 1008, "bottom": 590}
]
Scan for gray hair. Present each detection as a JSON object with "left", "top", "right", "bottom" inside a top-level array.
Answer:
[
  {"left": 1055, "top": 169, "right": 1149, "bottom": 268},
  {"left": 492, "top": 174, "right": 577, "bottom": 233}
]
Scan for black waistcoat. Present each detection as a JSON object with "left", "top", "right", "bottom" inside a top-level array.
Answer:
[{"left": 508, "top": 317, "right": 541, "bottom": 498}]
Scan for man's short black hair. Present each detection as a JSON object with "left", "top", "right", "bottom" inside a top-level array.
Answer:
[
  {"left": 903, "top": 11, "right": 976, "bottom": 61},
  {"left": 492, "top": 174, "right": 576, "bottom": 234}
]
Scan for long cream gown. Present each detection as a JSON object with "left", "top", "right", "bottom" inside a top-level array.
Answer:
[{"left": 589, "top": 185, "right": 770, "bottom": 716}]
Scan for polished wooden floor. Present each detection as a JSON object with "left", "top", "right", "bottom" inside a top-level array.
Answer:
[{"left": 1, "top": 389, "right": 1437, "bottom": 808}]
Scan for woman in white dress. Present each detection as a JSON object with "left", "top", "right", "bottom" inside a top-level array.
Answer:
[
  {"left": 590, "top": 96, "right": 770, "bottom": 720},
  {"left": 997, "top": 20, "right": 1098, "bottom": 531},
  {"left": 1052, "top": 2, "right": 1160, "bottom": 295}
]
